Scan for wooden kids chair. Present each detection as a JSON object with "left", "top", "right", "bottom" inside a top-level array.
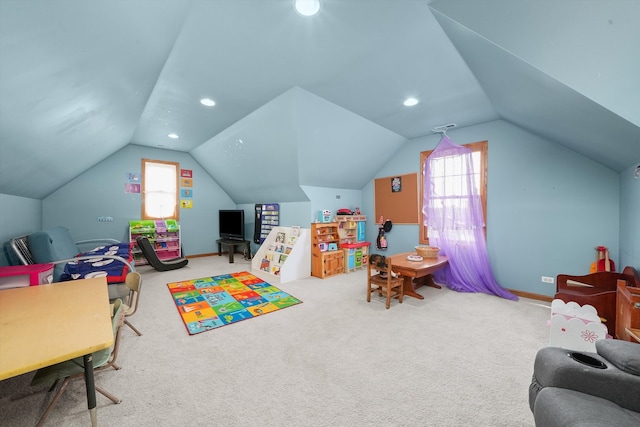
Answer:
[{"left": 367, "top": 254, "right": 404, "bottom": 309}]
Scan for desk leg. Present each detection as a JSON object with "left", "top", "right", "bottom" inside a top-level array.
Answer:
[
  {"left": 229, "top": 246, "right": 234, "bottom": 263},
  {"left": 402, "top": 276, "right": 424, "bottom": 300},
  {"left": 83, "top": 353, "right": 98, "bottom": 427},
  {"left": 217, "top": 242, "right": 222, "bottom": 256}
]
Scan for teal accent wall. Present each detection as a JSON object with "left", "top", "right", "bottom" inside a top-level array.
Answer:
[
  {"left": 42, "top": 145, "right": 236, "bottom": 257},
  {"left": 0, "top": 194, "right": 41, "bottom": 265},
  {"left": 362, "top": 120, "right": 620, "bottom": 296},
  {"left": 620, "top": 163, "right": 640, "bottom": 270}
]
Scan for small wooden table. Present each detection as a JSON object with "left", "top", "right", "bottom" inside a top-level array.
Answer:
[
  {"left": 217, "top": 239, "right": 251, "bottom": 263},
  {"left": 388, "top": 253, "right": 449, "bottom": 300},
  {"left": 0, "top": 278, "right": 114, "bottom": 426}
]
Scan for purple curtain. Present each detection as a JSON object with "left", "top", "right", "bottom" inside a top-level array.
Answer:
[{"left": 423, "top": 135, "right": 517, "bottom": 300}]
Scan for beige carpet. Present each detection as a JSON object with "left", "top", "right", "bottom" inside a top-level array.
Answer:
[{"left": 0, "top": 255, "right": 551, "bottom": 426}]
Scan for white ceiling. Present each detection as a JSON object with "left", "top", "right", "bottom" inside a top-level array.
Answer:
[{"left": 1, "top": 0, "right": 638, "bottom": 201}]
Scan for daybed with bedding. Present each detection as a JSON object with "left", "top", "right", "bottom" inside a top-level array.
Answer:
[{"left": 8, "top": 226, "right": 134, "bottom": 299}]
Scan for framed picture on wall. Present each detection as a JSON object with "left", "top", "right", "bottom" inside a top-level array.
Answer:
[{"left": 391, "top": 176, "right": 402, "bottom": 192}]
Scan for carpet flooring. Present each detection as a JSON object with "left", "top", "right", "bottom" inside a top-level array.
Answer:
[{"left": 0, "top": 255, "right": 551, "bottom": 426}]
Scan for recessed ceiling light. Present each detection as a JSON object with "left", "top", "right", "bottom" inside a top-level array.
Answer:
[
  {"left": 200, "top": 98, "right": 216, "bottom": 107},
  {"left": 403, "top": 97, "right": 419, "bottom": 107},
  {"left": 168, "top": 133, "right": 179, "bottom": 139},
  {"left": 295, "top": 0, "right": 320, "bottom": 16}
]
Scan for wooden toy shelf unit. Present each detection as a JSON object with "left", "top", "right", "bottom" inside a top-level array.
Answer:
[
  {"left": 311, "top": 222, "right": 344, "bottom": 279},
  {"left": 129, "top": 219, "right": 181, "bottom": 265}
]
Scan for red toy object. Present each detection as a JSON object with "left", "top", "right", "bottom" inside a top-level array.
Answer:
[
  {"left": 0, "top": 263, "right": 54, "bottom": 289},
  {"left": 590, "top": 246, "right": 615, "bottom": 273}
]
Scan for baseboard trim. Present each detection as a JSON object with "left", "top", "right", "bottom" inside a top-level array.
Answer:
[
  {"left": 186, "top": 253, "right": 216, "bottom": 259},
  {"left": 508, "top": 289, "right": 553, "bottom": 302}
]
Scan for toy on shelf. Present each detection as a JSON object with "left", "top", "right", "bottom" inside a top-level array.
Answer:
[{"left": 317, "top": 210, "right": 332, "bottom": 223}]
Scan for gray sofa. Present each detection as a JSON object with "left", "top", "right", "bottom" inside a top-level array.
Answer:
[{"left": 530, "top": 339, "right": 640, "bottom": 426}]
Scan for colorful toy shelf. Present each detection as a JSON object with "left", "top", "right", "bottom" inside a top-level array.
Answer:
[{"left": 129, "top": 219, "right": 181, "bottom": 265}]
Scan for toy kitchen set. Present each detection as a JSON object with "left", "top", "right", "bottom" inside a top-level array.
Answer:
[{"left": 313, "top": 208, "right": 371, "bottom": 275}]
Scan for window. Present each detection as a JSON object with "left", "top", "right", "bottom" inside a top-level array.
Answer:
[
  {"left": 142, "top": 158, "right": 179, "bottom": 220},
  {"left": 419, "top": 141, "right": 487, "bottom": 244}
]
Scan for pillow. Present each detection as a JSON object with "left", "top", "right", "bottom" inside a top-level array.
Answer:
[{"left": 596, "top": 339, "right": 640, "bottom": 376}]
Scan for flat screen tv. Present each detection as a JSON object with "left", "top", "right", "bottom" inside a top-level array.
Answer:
[{"left": 219, "top": 209, "right": 245, "bottom": 241}]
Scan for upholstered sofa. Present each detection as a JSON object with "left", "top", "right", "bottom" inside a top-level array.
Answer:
[{"left": 529, "top": 339, "right": 640, "bottom": 426}]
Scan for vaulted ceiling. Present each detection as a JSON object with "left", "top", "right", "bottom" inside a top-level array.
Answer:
[{"left": 1, "top": 0, "right": 638, "bottom": 201}]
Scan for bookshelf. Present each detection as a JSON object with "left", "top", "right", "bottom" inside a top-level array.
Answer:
[{"left": 252, "top": 226, "right": 311, "bottom": 283}]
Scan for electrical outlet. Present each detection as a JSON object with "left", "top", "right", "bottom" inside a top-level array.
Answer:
[
  {"left": 97, "top": 216, "right": 113, "bottom": 222},
  {"left": 541, "top": 276, "right": 554, "bottom": 284}
]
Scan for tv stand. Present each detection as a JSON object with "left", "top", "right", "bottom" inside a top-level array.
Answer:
[{"left": 217, "top": 239, "right": 251, "bottom": 263}]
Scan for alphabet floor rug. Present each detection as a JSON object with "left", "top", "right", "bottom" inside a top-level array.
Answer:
[{"left": 167, "top": 271, "right": 302, "bottom": 335}]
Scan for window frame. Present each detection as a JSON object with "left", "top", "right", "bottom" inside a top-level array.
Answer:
[
  {"left": 419, "top": 140, "right": 487, "bottom": 244},
  {"left": 141, "top": 158, "right": 180, "bottom": 220}
]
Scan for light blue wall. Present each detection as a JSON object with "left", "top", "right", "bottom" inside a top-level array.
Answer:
[
  {"left": 0, "top": 194, "right": 41, "bottom": 265},
  {"left": 42, "top": 145, "right": 236, "bottom": 256},
  {"left": 302, "top": 186, "right": 363, "bottom": 224},
  {"left": 362, "top": 120, "right": 620, "bottom": 296},
  {"left": 239, "top": 189, "right": 362, "bottom": 255},
  {"left": 620, "top": 163, "right": 640, "bottom": 270},
  {"left": 237, "top": 201, "right": 312, "bottom": 254},
  {"left": 2, "top": 119, "right": 631, "bottom": 298}
]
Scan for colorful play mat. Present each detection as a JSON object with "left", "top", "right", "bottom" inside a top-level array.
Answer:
[{"left": 167, "top": 271, "right": 302, "bottom": 335}]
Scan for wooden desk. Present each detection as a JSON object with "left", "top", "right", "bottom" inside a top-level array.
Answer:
[
  {"left": 388, "top": 253, "right": 449, "bottom": 300},
  {"left": 0, "top": 278, "right": 114, "bottom": 426}
]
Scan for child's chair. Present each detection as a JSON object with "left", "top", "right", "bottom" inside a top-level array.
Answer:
[{"left": 367, "top": 254, "right": 404, "bottom": 309}]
